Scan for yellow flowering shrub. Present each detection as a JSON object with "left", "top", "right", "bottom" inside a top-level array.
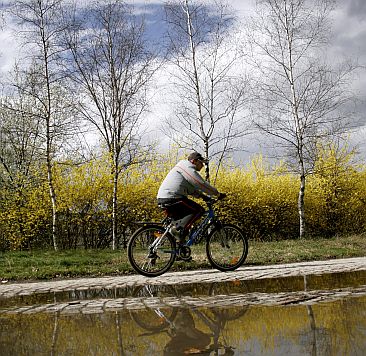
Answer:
[
  {"left": 0, "top": 171, "right": 50, "bottom": 250},
  {"left": 54, "top": 156, "right": 112, "bottom": 248},
  {"left": 1, "top": 147, "right": 366, "bottom": 250},
  {"left": 306, "top": 144, "right": 366, "bottom": 236},
  {"left": 215, "top": 156, "right": 299, "bottom": 240}
]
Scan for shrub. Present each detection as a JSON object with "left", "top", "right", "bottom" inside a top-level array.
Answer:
[{"left": 1, "top": 148, "right": 365, "bottom": 250}]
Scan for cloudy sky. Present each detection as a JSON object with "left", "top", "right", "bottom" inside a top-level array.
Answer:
[
  {"left": 134, "top": 0, "right": 366, "bottom": 162},
  {"left": 1, "top": 0, "right": 365, "bottom": 163}
]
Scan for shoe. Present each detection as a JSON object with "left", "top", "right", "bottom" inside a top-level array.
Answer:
[
  {"left": 169, "top": 226, "right": 182, "bottom": 240},
  {"left": 177, "top": 235, "right": 186, "bottom": 245},
  {"left": 170, "top": 226, "right": 186, "bottom": 245}
]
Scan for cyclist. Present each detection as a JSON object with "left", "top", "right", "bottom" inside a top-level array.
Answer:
[{"left": 157, "top": 151, "right": 225, "bottom": 244}]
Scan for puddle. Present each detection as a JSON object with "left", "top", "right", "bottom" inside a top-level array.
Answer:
[
  {"left": 0, "top": 271, "right": 365, "bottom": 355},
  {"left": 1, "top": 296, "right": 365, "bottom": 355}
]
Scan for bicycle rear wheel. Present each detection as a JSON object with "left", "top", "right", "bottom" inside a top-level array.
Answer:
[
  {"left": 127, "top": 224, "right": 176, "bottom": 277},
  {"left": 206, "top": 223, "right": 248, "bottom": 271}
]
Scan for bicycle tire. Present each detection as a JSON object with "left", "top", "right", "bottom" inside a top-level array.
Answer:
[
  {"left": 206, "top": 223, "right": 248, "bottom": 271},
  {"left": 127, "top": 224, "right": 176, "bottom": 277}
]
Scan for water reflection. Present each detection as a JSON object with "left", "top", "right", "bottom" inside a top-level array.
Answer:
[
  {"left": 1, "top": 296, "right": 365, "bottom": 355},
  {"left": 130, "top": 285, "right": 246, "bottom": 355},
  {"left": 0, "top": 271, "right": 365, "bottom": 355}
]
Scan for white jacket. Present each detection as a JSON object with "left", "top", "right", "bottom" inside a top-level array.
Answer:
[{"left": 157, "top": 159, "right": 219, "bottom": 199}]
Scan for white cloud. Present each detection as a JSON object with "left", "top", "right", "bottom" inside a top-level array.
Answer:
[
  {"left": 0, "top": 29, "right": 21, "bottom": 73},
  {"left": 1, "top": 0, "right": 364, "bottom": 163}
]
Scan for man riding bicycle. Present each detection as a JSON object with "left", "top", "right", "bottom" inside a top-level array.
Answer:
[
  {"left": 128, "top": 151, "right": 246, "bottom": 276},
  {"left": 157, "top": 151, "right": 226, "bottom": 244}
]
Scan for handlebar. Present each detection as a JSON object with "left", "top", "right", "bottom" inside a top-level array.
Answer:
[{"left": 202, "top": 193, "right": 227, "bottom": 204}]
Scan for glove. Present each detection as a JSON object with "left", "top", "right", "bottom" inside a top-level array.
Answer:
[{"left": 218, "top": 192, "right": 227, "bottom": 200}]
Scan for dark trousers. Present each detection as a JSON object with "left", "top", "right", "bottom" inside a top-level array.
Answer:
[{"left": 158, "top": 197, "right": 205, "bottom": 234}]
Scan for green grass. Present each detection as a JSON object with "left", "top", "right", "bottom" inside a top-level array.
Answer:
[
  {"left": 0, "top": 249, "right": 131, "bottom": 281},
  {"left": 0, "top": 234, "right": 365, "bottom": 282},
  {"left": 248, "top": 234, "right": 366, "bottom": 265}
]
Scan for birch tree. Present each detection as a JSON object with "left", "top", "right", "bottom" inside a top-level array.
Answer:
[
  {"left": 164, "top": 0, "right": 249, "bottom": 181},
  {"left": 63, "top": 0, "right": 157, "bottom": 249},
  {"left": 0, "top": 69, "right": 43, "bottom": 250},
  {"left": 248, "top": 0, "right": 357, "bottom": 238},
  {"left": 0, "top": 67, "right": 43, "bottom": 192},
  {"left": 9, "top": 0, "right": 76, "bottom": 250}
]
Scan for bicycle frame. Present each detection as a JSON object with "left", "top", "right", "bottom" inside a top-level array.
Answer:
[
  {"left": 149, "top": 228, "right": 171, "bottom": 253},
  {"left": 149, "top": 201, "right": 218, "bottom": 254},
  {"left": 186, "top": 204, "right": 215, "bottom": 246}
]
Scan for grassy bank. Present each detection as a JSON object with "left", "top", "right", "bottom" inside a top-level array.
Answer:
[{"left": 1, "top": 234, "right": 365, "bottom": 282}]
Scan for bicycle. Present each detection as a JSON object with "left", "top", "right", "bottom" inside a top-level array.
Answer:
[{"left": 127, "top": 197, "right": 249, "bottom": 277}]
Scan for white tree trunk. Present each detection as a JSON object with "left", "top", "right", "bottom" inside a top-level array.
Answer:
[
  {"left": 298, "top": 171, "right": 306, "bottom": 238},
  {"left": 112, "top": 153, "right": 119, "bottom": 250},
  {"left": 49, "top": 183, "right": 58, "bottom": 251}
]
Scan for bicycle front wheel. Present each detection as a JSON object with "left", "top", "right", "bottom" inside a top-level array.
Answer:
[
  {"left": 127, "top": 225, "right": 176, "bottom": 277},
  {"left": 206, "top": 223, "right": 248, "bottom": 271}
]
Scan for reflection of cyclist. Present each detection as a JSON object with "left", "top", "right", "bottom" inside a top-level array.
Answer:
[
  {"left": 163, "top": 309, "right": 211, "bottom": 356},
  {"left": 157, "top": 151, "right": 225, "bottom": 244}
]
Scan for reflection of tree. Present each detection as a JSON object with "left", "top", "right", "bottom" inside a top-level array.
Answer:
[
  {"left": 115, "top": 311, "right": 125, "bottom": 356},
  {"left": 304, "top": 275, "right": 317, "bottom": 356},
  {"left": 51, "top": 311, "right": 59, "bottom": 356},
  {"left": 307, "top": 304, "right": 316, "bottom": 356},
  {"left": 303, "top": 275, "right": 332, "bottom": 356},
  {"left": 51, "top": 294, "right": 59, "bottom": 356}
]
